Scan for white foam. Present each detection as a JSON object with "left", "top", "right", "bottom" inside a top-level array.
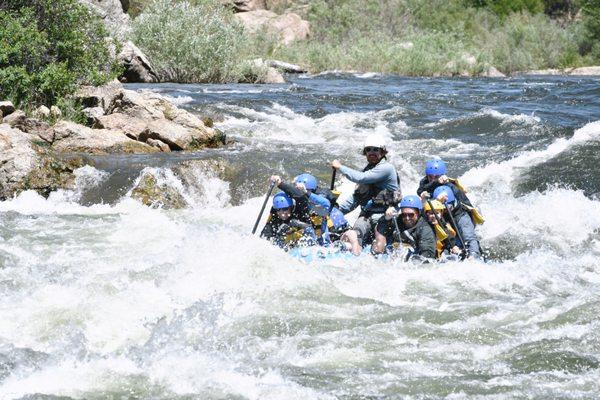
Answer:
[
  {"left": 161, "top": 94, "right": 194, "bottom": 105},
  {"left": 461, "top": 120, "right": 600, "bottom": 192},
  {"left": 216, "top": 103, "right": 406, "bottom": 149}
]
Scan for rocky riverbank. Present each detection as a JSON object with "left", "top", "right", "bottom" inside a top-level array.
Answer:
[{"left": 0, "top": 81, "right": 225, "bottom": 201}]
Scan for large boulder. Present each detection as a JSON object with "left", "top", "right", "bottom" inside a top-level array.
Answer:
[
  {"left": 234, "top": 10, "right": 310, "bottom": 45},
  {"left": 51, "top": 121, "right": 159, "bottom": 154},
  {"left": 0, "top": 124, "right": 83, "bottom": 200},
  {"left": 79, "top": 0, "right": 131, "bottom": 40},
  {"left": 139, "top": 119, "right": 213, "bottom": 151},
  {"left": 117, "top": 41, "right": 159, "bottom": 83},
  {"left": 75, "top": 80, "right": 124, "bottom": 112},
  {"left": 94, "top": 113, "right": 147, "bottom": 140},
  {"left": 0, "top": 124, "right": 39, "bottom": 199}
]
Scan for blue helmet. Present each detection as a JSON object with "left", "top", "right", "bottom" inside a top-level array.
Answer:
[
  {"left": 433, "top": 185, "right": 456, "bottom": 204},
  {"left": 294, "top": 173, "right": 318, "bottom": 190},
  {"left": 425, "top": 159, "right": 446, "bottom": 175},
  {"left": 400, "top": 195, "right": 422, "bottom": 211},
  {"left": 272, "top": 192, "right": 294, "bottom": 210}
]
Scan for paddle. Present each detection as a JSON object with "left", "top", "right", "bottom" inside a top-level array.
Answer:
[
  {"left": 330, "top": 167, "right": 337, "bottom": 191},
  {"left": 443, "top": 203, "right": 469, "bottom": 260},
  {"left": 252, "top": 181, "right": 276, "bottom": 234}
]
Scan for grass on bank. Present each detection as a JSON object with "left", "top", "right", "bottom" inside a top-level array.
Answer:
[{"left": 266, "top": 0, "right": 597, "bottom": 74}]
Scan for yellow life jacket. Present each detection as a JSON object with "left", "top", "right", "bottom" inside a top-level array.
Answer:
[
  {"left": 462, "top": 203, "right": 485, "bottom": 225},
  {"left": 448, "top": 178, "right": 485, "bottom": 225},
  {"left": 310, "top": 214, "right": 334, "bottom": 238},
  {"left": 434, "top": 223, "right": 455, "bottom": 258}
]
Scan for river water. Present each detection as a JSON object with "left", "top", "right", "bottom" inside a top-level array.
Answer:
[{"left": 1, "top": 74, "right": 599, "bottom": 399}]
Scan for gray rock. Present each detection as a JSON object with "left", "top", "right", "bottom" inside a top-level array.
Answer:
[
  {"left": 51, "top": 121, "right": 159, "bottom": 154},
  {"left": 3, "top": 110, "right": 27, "bottom": 127},
  {"left": 234, "top": 10, "right": 310, "bottom": 46},
  {"left": 75, "top": 80, "right": 123, "bottom": 112},
  {"left": 130, "top": 171, "right": 188, "bottom": 209},
  {"left": 139, "top": 119, "right": 209, "bottom": 151},
  {"left": 79, "top": 0, "right": 131, "bottom": 40},
  {"left": 33, "top": 106, "right": 51, "bottom": 119},
  {"left": 94, "top": 112, "right": 146, "bottom": 140},
  {"left": 266, "top": 59, "right": 307, "bottom": 73},
  {"left": 50, "top": 106, "right": 62, "bottom": 118},
  {"left": 569, "top": 66, "right": 600, "bottom": 75},
  {"left": 0, "top": 124, "right": 38, "bottom": 199},
  {"left": 481, "top": 66, "right": 506, "bottom": 78},
  {"left": 82, "top": 107, "right": 106, "bottom": 126},
  {"left": 117, "top": 41, "right": 159, "bottom": 83}
]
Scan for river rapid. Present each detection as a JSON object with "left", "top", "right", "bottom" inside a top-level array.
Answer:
[{"left": 1, "top": 74, "right": 599, "bottom": 399}]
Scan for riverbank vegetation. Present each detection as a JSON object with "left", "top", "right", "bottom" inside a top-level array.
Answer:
[
  {"left": 128, "top": 0, "right": 599, "bottom": 77},
  {"left": 272, "top": 0, "right": 598, "bottom": 74},
  {"left": 0, "top": 0, "right": 119, "bottom": 110}
]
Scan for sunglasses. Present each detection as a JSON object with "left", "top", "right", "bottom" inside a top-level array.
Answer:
[
  {"left": 401, "top": 212, "right": 418, "bottom": 218},
  {"left": 364, "top": 147, "right": 382, "bottom": 153}
]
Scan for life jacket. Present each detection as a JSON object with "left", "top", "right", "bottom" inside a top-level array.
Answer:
[
  {"left": 434, "top": 223, "right": 456, "bottom": 258},
  {"left": 353, "top": 160, "right": 402, "bottom": 214},
  {"left": 448, "top": 178, "right": 485, "bottom": 225}
]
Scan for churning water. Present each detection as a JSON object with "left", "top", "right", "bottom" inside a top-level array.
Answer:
[{"left": 1, "top": 74, "right": 599, "bottom": 399}]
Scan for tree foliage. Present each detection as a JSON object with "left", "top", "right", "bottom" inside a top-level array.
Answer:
[{"left": 0, "top": 0, "right": 118, "bottom": 108}]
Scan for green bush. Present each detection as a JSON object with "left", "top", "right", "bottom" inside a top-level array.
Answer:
[
  {"left": 0, "top": 0, "right": 118, "bottom": 109},
  {"left": 131, "top": 0, "right": 247, "bottom": 83},
  {"left": 580, "top": 0, "right": 600, "bottom": 60},
  {"left": 477, "top": 12, "right": 581, "bottom": 71}
]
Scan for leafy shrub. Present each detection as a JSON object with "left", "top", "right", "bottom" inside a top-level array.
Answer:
[
  {"left": 131, "top": 0, "right": 247, "bottom": 83},
  {"left": 580, "top": 0, "right": 600, "bottom": 60},
  {"left": 0, "top": 0, "right": 118, "bottom": 109}
]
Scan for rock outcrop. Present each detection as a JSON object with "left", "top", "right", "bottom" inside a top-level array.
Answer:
[
  {"left": 0, "top": 80, "right": 225, "bottom": 199},
  {"left": 0, "top": 124, "right": 83, "bottom": 200},
  {"left": 117, "top": 41, "right": 159, "bottom": 83},
  {"left": 51, "top": 121, "right": 159, "bottom": 154},
  {"left": 234, "top": 9, "right": 310, "bottom": 46},
  {"left": 79, "top": 0, "right": 131, "bottom": 40}
]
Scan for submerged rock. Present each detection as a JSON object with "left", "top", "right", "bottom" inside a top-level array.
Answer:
[{"left": 130, "top": 171, "right": 188, "bottom": 209}]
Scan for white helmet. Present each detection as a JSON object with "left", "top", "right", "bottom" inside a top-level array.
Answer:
[{"left": 362, "top": 134, "right": 387, "bottom": 154}]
